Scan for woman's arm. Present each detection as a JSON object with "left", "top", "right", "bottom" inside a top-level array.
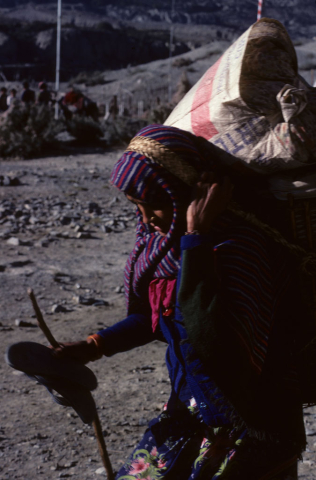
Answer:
[
  {"left": 52, "top": 313, "right": 164, "bottom": 363},
  {"left": 96, "top": 313, "right": 165, "bottom": 356}
]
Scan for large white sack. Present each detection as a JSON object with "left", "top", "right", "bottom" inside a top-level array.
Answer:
[{"left": 165, "top": 18, "right": 316, "bottom": 175}]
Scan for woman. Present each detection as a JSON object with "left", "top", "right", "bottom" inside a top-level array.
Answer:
[{"left": 54, "top": 124, "right": 306, "bottom": 479}]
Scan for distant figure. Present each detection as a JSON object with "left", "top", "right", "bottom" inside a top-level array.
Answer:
[
  {"left": 7, "top": 88, "right": 18, "bottom": 108},
  {"left": 109, "top": 95, "right": 119, "bottom": 120},
  {"left": 61, "top": 85, "right": 84, "bottom": 119},
  {"left": 0, "top": 87, "right": 8, "bottom": 112},
  {"left": 61, "top": 85, "right": 98, "bottom": 120},
  {"left": 172, "top": 71, "right": 191, "bottom": 106},
  {"left": 37, "top": 82, "right": 52, "bottom": 105},
  {"left": 63, "top": 85, "right": 83, "bottom": 109},
  {"left": 21, "top": 81, "right": 35, "bottom": 104}
]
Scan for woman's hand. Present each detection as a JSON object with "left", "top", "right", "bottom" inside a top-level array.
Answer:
[
  {"left": 187, "top": 172, "right": 233, "bottom": 233},
  {"left": 51, "top": 340, "right": 97, "bottom": 364}
]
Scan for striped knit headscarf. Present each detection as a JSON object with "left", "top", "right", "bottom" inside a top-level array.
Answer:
[{"left": 111, "top": 124, "right": 210, "bottom": 312}]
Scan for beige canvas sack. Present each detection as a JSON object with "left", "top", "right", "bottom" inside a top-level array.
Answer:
[{"left": 165, "top": 18, "right": 316, "bottom": 175}]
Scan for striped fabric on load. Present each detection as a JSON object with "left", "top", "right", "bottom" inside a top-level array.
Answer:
[{"left": 213, "top": 217, "right": 291, "bottom": 373}]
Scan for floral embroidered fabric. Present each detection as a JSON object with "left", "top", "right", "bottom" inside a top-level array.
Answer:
[
  {"left": 115, "top": 397, "right": 246, "bottom": 480},
  {"left": 115, "top": 397, "right": 298, "bottom": 480}
]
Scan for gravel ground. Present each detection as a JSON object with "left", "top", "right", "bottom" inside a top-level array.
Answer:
[{"left": 1, "top": 148, "right": 316, "bottom": 479}]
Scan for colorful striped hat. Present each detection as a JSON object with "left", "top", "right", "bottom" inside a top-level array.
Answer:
[{"left": 111, "top": 124, "right": 211, "bottom": 311}]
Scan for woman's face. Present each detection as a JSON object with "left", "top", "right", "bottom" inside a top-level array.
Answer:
[{"left": 126, "top": 194, "right": 175, "bottom": 236}]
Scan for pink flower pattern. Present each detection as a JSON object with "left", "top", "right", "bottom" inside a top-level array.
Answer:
[
  {"left": 200, "top": 437, "right": 208, "bottom": 448},
  {"left": 129, "top": 457, "right": 150, "bottom": 476},
  {"left": 150, "top": 447, "right": 158, "bottom": 457},
  {"left": 116, "top": 402, "right": 247, "bottom": 479},
  {"left": 157, "top": 459, "right": 166, "bottom": 469}
]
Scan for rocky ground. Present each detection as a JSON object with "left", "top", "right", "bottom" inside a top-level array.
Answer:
[
  {"left": 1, "top": 147, "right": 316, "bottom": 479},
  {"left": 0, "top": 148, "right": 170, "bottom": 479}
]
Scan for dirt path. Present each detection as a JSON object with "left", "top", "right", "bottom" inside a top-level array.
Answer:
[{"left": 1, "top": 150, "right": 315, "bottom": 479}]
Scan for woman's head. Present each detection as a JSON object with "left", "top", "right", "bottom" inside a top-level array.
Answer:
[
  {"left": 126, "top": 194, "right": 174, "bottom": 237},
  {"left": 111, "top": 124, "right": 210, "bottom": 236},
  {"left": 110, "top": 124, "right": 212, "bottom": 310}
]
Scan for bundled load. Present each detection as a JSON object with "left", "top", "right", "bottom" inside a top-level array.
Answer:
[
  {"left": 165, "top": 18, "right": 316, "bottom": 175},
  {"left": 166, "top": 21, "right": 316, "bottom": 396},
  {"left": 166, "top": 18, "right": 316, "bottom": 253}
]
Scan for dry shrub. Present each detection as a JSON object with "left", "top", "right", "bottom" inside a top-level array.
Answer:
[
  {"left": 66, "top": 115, "right": 104, "bottom": 142},
  {"left": 148, "top": 104, "right": 173, "bottom": 124},
  {"left": 102, "top": 117, "right": 147, "bottom": 145},
  {"left": 0, "top": 103, "right": 62, "bottom": 159},
  {"left": 172, "top": 57, "right": 193, "bottom": 67}
]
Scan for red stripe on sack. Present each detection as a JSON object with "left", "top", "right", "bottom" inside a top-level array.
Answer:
[{"left": 191, "top": 58, "right": 222, "bottom": 140}]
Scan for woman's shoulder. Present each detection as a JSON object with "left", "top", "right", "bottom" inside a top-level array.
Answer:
[{"left": 214, "top": 212, "right": 271, "bottom": 254}]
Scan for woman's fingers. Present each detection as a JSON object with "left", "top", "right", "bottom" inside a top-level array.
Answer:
[
  {"left": 187, "top": 173, "right": 233, "bottom": 232},
  {"left": 51, "top": 343, "right": 65, "bottom": 357},
  {"left": 50, "top": 341, "right": 94, "bottom": 364}
]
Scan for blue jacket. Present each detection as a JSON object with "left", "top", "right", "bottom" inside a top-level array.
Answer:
[{"left": 97, "top": 234, "right": 230, "bottom": 427}]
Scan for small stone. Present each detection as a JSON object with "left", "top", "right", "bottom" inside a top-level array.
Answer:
[
  {"left": 73, "top": 295, "right": 91, "bottom": 305},
  {"left": 1, "top": 175, "right": 11, "bottom": 186},
  {"left": 11, "top": 177, "right": 21, "bottom": 186},
  {"left": 35, "top": 239, "right": 49, "bottom": 248},
  {"left": 95, "top": 467, "right": 106, "bottom": 475},
  {"left": 58, "top": 231, "right": 69, "bottom": 238},
  {"left": 76, "top": 232, "right": 91, "bottom": 239},
  {"left": 100, "top": 225, "right": 112, "bottom": 233},
  {"left": 10, "top": 260, "right": 32, "bottom": 267},
  {"left": 60, "top": 216, "right": 72, "bottom": 225},
  {"left": 92, "top": 300, "right": 110, "bottom": 307},
  {"left": 88, "top": 202, "right": 101, "bottom": 214},
  {"left": 51, "top": 304, "right": 69, "bottom": 313},
  {"left": 7, "top": 237, "right": 20, "bottom": 246},
  {"left": 19, "top": 215, "right": 30, "bottom": 224},
  {"left": 109, "top": 196, "right": 119, "bottom": 205},
  {"left": 138, "top": 418, "right": 148, "bottom": 426},
  {"left": 0, "top": 231, "right": 11, "bottom": 239},
  {"left": 15, "top": 319, "right": 37, "bottom": 327},
  {"left": 105, "top": 220, "right": 115, "bottom": 227}
]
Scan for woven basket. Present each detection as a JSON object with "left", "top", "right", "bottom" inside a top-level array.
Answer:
[
  {"left": 287, "top": 194, "right": 316, "bottom": 252},
  {"left": 284, "top": 194, "right": 316, "bottom": 403}
]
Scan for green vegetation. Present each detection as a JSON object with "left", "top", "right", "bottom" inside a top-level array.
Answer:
[{"left": 0, "top": 104, "right": 63, "bottom": 159}]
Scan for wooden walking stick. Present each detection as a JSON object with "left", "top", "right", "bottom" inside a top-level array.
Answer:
[
  {"left": 27, "top": 288, "right": 59, "bottom": 348},
  {"left": 27, "top": 288, "right": 115, "bottom": 480}
]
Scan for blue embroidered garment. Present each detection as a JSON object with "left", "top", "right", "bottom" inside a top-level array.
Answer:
[{"left": 97, "top": 234, "right": 230, "bottom": 427}]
